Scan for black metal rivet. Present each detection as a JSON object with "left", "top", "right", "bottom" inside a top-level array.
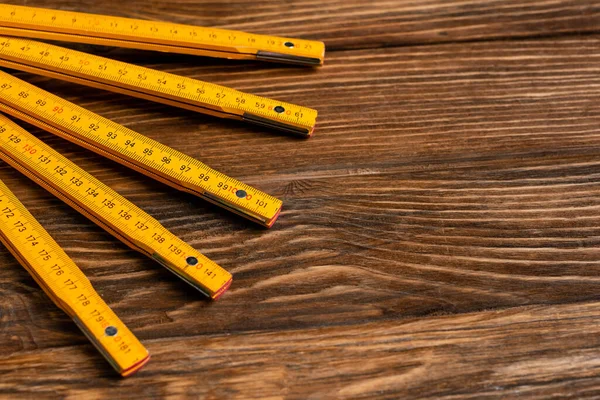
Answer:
[
  {"left": 105, "top": 326, "right": 118, "bottom": 336},
  {"left": 186, "top": 256, "right": 198, "bottom": 266},
  {"left": 284, "top": 41, "right": 294, "bottom": 48},
  {"left": 235, "top": 189, "right": 247, "bottom": 198},
  {"left": 274, "top": 105, "right": 285, "bottom": 113}
]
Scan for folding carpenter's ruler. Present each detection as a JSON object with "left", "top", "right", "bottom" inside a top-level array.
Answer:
[
  {"left": 0, "top": 36, "right": 318, "bottom": 136},
  {"left": 0, "top": 112, "right": 233, "bottom": 374},
  {"left": 0, "top": 4, "right": 325, "bottom": 66},
  {"left": 0, "top": 114, "right": 233, "bottom": 300},
  {"left": 0, "top": 70, "right": 283, "bottom": 227},
  {"left": 0, "top": 175, "right": 150, "bottom": 377},
  {"left": 0, "top": 3, "right": 323, "bottom": 376}
]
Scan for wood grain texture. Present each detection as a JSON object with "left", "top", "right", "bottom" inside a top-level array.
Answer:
[
  {"left": 0, "top": 0, "right": 600, "bottom": 398},
  {"left": 5, "top": 300, "right": 600, "bottom": 399}
]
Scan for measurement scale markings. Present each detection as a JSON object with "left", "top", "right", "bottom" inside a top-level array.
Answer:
[
  {"left": 0, "top": 177, "right": 149, "bottom": 376},
  {"left": 0, "top": 115, "right": 232, "bottom": 298},
  {"left": 0, "top": 4, "right": 325, "bottom": 65},
  {"left": 0, "top": 37, "right": 317, "bottom": 136},
  {"left": 0, "top": 70, "right": 282, "bottom": 226}
]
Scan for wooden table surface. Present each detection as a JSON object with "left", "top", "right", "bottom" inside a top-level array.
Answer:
[{"left": 1, "top": 1, "right": 600, "bottom": 398}]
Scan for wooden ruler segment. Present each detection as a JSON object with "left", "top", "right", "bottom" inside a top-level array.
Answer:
[
  {"left": 0, "top": 4, "right": 325, "bottom": 66},
  {"left": 0, "top": 70, "right": 283, "bottom": 227},
  {"left": 0, "top": 177, "right": 149, "bottom": 376},
  {"left": 0, "top": 36, "right": 318, "bottom": 136},
  {"left": 0, "top": 114, "right": 232, "bottom": 299}
]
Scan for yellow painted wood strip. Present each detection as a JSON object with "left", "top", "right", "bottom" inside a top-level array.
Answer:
[
  {"left": 0, "top": 70, "right": 283, "bottom": 227},
  {"left": 0, "top": 4, "right": 325, "bottom": 66},
  {"left": 0, "top": 114, "right": 232, "bottom": 300},
  {"left": 0, "top": 177, "right": 149, "bottom": 376},
  {"left": 0, "top": 36, "right": 318, "bottom": 136}
]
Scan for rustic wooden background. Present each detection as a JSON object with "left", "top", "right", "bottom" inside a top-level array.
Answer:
[{"left": 1, "top": 0, "right": 600, "bottom": 398}]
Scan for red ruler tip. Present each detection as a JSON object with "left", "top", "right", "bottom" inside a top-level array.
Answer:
[
  {"left": 120, "top": 354, "right": 151, "bottom": 377},
  {"left": 266, "top": 206, "right": 282, "bottom": 228},
  {"left": 211, "top": 277, "right": 232, "bottom": 300}
]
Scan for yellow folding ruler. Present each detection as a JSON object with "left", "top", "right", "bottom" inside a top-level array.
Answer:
[
  {"left": 0, "top": 111, "right": 232, "bottom": 375},
  {"left": 0, "top": 113, "right": 232, "bottom": 300},
  {"left": 0, "top": 4, "right": 325, "bottom": 66},
  {"left": 0, "top": 36, "right": 318, "bottom": 136},
  {"left": 0, "top": 69, "right": 283, "bottom": 227},
  {"left": 0, "top": 3, "right": 322, "bottom": 375},
  {"left": 0, "top": 177, "right": 150, "bottom": 376}
]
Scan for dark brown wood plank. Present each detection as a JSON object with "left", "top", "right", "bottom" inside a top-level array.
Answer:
[
  {"left": 0, "top": 0, "right": 598, "bottom": 51},
  {"left": 4, "top": 300, "right": 600, "bottom": 399},
  {"left": 0, "top": 0, "right": 599, "bottom": 397},
  {"left": 0, "top": 35, "right": 599, "bottom": 359}
]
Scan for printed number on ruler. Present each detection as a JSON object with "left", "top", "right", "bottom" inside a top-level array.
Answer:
[
  {"left": 0, "top": 4, "right": 325, "bottom": 65},
  {"left": 0, "top": 70, "right": 282, "bottom": 227},
  {"left": 0, "top": 115, "right": 232, "bottom": 299},
  {"left": 0, "top": 37, "right": 318, "bottom": 135},
  {"left": 0, "top": 179, "right": 149, "bottom": 376}
]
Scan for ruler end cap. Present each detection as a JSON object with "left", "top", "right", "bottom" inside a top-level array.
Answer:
[
  {"left": 120, "top": 353, "right": 151, "bottom": 377},
  {"left": 211, "top": 277, "right": 233, "bottom": 300},
  {"left": 265, "top": 206, "right": 282, "bottom": 228}
]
